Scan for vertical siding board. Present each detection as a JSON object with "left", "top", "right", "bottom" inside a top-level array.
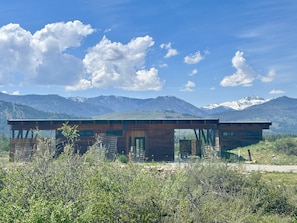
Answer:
[{"left": 147, "top": 129, "right": 174, "bottom": 161}]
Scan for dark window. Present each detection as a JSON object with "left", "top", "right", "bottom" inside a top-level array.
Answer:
[
  {"left": 95, "top": 120, "right": 108, "bottom": 124},
  {"left": 79, "top": 130, "right": 94, "bottom": 137},
  {"left": 110, "top": 120, "right": 122, "bottom": 125},
  {"left": 137, "top": 120, "right": 149, "bottom": 124},
  {"left": 245, "top": 131, "right": 260, "bottom": 136},
  {"left": 178, "top": 120, "right": 190, "bottom": 124},
  {"left": 68, "top": 120, "right": 80, "bottom": 125},
  {"left": 124, "top": 120, "right": 136, "bottom": 125},
  {"left": 151, "top": 120, "right": 163, "bottom": 124},
  {"left": 106, "top": 130, "right": 123, "bottom": 136},
  {"left": 81, "top": 120, "right": 94, "bottom": 125},
  {"left": 57, "top": 130, "right": 63, "bottom": 137},
  {"left": 222, "top": 131, "right": 235, "bottom": 137}
]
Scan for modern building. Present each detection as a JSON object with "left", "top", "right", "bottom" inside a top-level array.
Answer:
[{"left": 7, "top": 119, "right": 271, "bottom": 161}]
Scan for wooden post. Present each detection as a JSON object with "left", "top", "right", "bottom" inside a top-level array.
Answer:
[{"left": 248, "top": 149, "right": 252, "bottom": 161}]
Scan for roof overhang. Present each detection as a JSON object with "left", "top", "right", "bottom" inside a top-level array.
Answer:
[{"left": 7, "top": 118, "right": 220, "bottom": 130}]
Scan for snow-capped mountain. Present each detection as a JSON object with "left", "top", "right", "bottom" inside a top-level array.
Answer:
[
  {"left": 202, "top": 96, "right": 271, "bottom": 111},
  {"left": 68, "top": 96, "right": 87, "bottom": 103}
]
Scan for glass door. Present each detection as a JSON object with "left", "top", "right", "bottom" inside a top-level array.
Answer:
[{"left": 135, "top": 137, "right": 145, "bottom": 161}]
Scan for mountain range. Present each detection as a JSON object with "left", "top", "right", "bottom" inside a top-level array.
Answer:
[
  {"left": 0, "top": 92, "right": 296, "bottom": 135},
  {"left": 201, "top": 96, "right": 271, "bottom": 114}
]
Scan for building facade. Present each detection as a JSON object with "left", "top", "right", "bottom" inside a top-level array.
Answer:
[{"left": 7, "top": 119, "right": 271, "bottom": 161}]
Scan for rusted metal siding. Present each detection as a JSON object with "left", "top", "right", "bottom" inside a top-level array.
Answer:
[
  {"left": 10, "top": 138, "right": 36, "bottom": 161},
  {"left": 218, "top": 122, "right": 268, "bottom": 150},
  {"left": 147, "top": 129, "right": 174, "bottom": 161}
]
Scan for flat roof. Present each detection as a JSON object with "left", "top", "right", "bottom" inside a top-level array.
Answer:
[
  {"left": 8, "top": 118, "right": 219, "bottom": 121},
  {"left": 7, "top": 118, "right": 220, "bottom": 129},
  {"left": 219, "top": 121, "right": 272, "bottom": 125},
  {"left": 7, "top": 118, "right": 219, "bottom": 123},
  {"left": 7, "top": 118, "right": 272, "bottom": 129}
]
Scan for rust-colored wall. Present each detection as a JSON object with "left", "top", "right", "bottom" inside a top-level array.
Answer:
[
  {"left": 147, "top": 129, "right": 174, "bottom": 161},
  {"left": 219, "top": 125, "right": 263, "bottom": 150},
  {"left": 10, "top": 138, "right": 35, "bottom": 161}
]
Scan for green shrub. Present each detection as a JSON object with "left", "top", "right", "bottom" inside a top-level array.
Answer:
[
  {"left": 117, "top": 154, "right": 129, "bottom": 163},
  {"left": 1, "top": 155, "right": 296, "bottom": 222},
  {"left": 0, "top": 134, "right": 9, "bottom": 152},
  {"left": 220, "top": 150, "right": 246, "bottom": 162},
  {"left": 274, "top": 137, "right": 297, "bottom": 156}
]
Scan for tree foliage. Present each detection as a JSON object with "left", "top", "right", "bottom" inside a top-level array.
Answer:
[{"left": 57, "top": 122, "right": 80, "bottom": 145}]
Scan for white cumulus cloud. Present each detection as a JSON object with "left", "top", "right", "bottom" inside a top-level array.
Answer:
[
  {"left": 159, "top": 63, "right": 168, "bottom": 68},
  {"left": 0, "top": 20, "right": 94, "bottom": 86},
  {"left": 180, "top": 81, "right": 195, "bottom": 92},
  {"left": 259, "top": 68, "right": 276, "bottom": 83},
  {"left": 0, "top": 23, "right": 35, "bottom": 84},
  {"left": 80, "top": 35, "right": 164, "bottom": 91},
  {"left": 189, "top": 69, "right": 198, "bottom": 76},
  {"left": 220, "top": 51, "right": 255, "bottom": 87},
  {"left": 66, "top": 79, "right": 92, "bottom": 91},
  {"left": 221, "top": 51, "right": 276, "bottom": 87},
  {"left": 123, "top": 68, "right": 163, "bottom": 91},
  {"left": 184, "top": 51, "right": 205, "bottom": 64},
  {"left": 160, "top": 42, "right": 178, "bottom": 58},
  {"left": 269, "top": 89, "right": 285, "bottom": 95}
]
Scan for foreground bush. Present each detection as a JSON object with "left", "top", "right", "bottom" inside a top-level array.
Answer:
[
  {"left": 0, "top": 155, "right": 165, "bottom": 222},
  {"left": 0, "top": 145, "right": 297, "bottom": 222}
]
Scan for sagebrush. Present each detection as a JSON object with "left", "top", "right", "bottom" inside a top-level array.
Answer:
[{"left": 0, "top": 131, "right": 297, "bottom": 222}]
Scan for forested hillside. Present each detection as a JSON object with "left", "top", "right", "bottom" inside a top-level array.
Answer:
[{"left": 0, "top": 100, "right": 76, "bottom": 134}]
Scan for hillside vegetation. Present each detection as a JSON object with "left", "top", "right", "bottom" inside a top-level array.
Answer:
[
  {"left": 95, "top": 110, "right": 197, "bottom": 119},
  {"left": 0, "top": 100, "right": 76, "bottom": 134},
  {"left": 224, "top": 135, "right": 297, "bottom": 165}
]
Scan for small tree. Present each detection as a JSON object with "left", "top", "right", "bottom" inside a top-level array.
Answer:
[
  {"left": 56, "top": 122, "right": 80, "bottom": 156},
  {"left": 57, "top": 122, "right": 80, "bottom": 145}
]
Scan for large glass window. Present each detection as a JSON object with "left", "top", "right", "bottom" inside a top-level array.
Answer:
[
  {"left": 245, "top": 131, "right": 260, "bottom": 136},
  {"left": 79, "top": 130, "right": 94, "bottom": 137},
  {"left": 222, "top": 131, "right": 235, "bottom": 137},
  {"left": 106, "top": 130, "right": 123, "bottom": 136},
  {"left": 135, "top": 137, "right": 145, "bottom": 159}
]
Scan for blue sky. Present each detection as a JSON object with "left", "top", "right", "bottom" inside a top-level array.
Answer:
[{"left": 0, "top": 0, "right": 296, "bottom": 107}]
